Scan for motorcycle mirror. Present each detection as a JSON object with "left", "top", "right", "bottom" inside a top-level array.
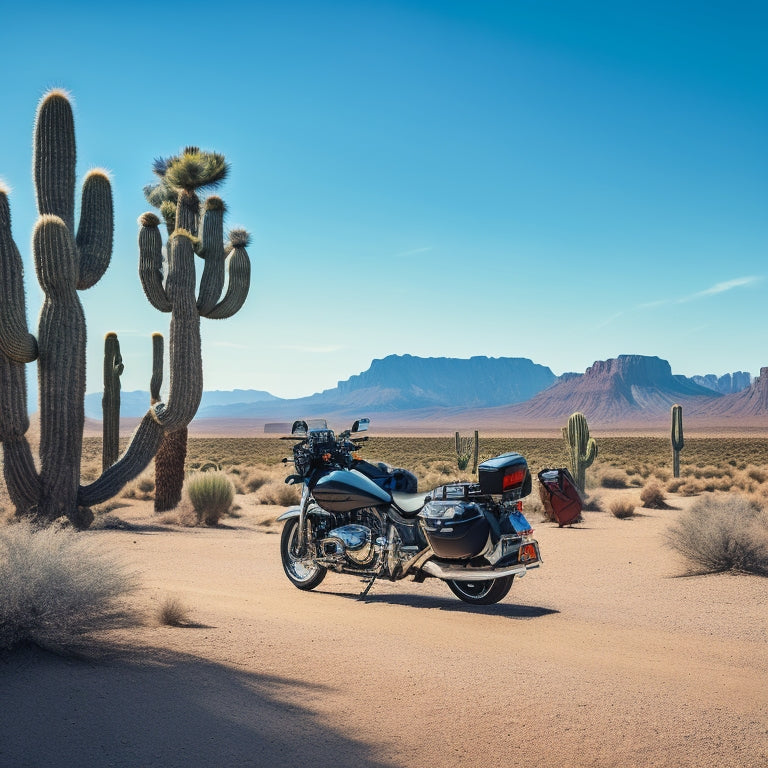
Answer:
[
  {"left": 351, "top": 418, "right": 370, "bottom": 433},
  {"left": 291, "top": 419, "right": 308, "bottom": 436}
]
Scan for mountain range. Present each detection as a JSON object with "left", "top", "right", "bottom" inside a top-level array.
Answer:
[{"left": 82, "top": 353, "right": 767, "bottom": 433}]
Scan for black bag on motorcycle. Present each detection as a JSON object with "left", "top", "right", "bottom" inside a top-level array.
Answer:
[
  {"left": 352, "top": 460, "right": 418, "bottom": 493},
  {"left": 418, "top": 499, "right": 490, "bottom": 559}
]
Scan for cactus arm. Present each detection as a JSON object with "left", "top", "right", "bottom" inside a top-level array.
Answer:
[
  {"left": 76, "top": 170, "right": 114, "bottom": 289},
  {"left": 33, "top": 90, "right": 76, "bottom": 233},
  {"left": 78, "top": 411, "right": 164, "bottom": 506},
  {"left": 34, "top": 215, "right": 86, "bottom": 522},
  {"left": 204, "top": 245, "right": 251, "bottom": 319},
  {"left": 0, "top": 190, "right": 39, "bottom": 363},
  {"left": 102, "top": 333, "right": 123, "bottom": 470},
  {"left": 138, "top": 213, "right": 172, "bottom": 312},
  {"left": 196, "top": 197, "right": 226, "bottom": 315},
  {"left": 151, "top": 231, "right": 203, "bottom": 431},
  {"left": 150, "top": 332, "right": 163, "bottom": 404}
]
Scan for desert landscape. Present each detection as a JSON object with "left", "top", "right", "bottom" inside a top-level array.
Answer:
[{"left": 1, "top": 434, "right": 767, "bottom": 768}]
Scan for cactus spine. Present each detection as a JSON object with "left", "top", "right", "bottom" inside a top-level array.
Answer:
[
  {"left": 140, "top": 148, "right": 251, "bottom": 510},
  {"left": 671, "top": 404, "right": 684, "bottom": 478},
  {"left": 563, "top": 412, "right": 598, "bottom": 491},
  {"left": 102, "top": 332, "right": 124, "bottom": 471}
]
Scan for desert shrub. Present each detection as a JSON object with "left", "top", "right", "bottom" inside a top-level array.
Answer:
[
  {"left": 640, "top": 482, "right": 669, "bottom": 509},
  {"left": 600, "top": 470, "right": 630, "bottom": 489},
  {"left": 120, "top": 470, "right": 155, "bottom": 500},
  {"left": 185, "top": 471, "right": 235, "bottom": 525},
  {"left": 666, "top": 477, "right": 685, "bottom": 493},
  {"left": 609, "top": 499, "right": 635, "bottom": 519},
  {"left": 157, "top": 595, "right": 192, "bottom": 627},
  {"left": 746, "top": 466, "right": 768, "bottom": 484},
  {"left": 258, "top": 482, "right": 301, "bottom": 507},
  {"left": 582, "top": 494, "right": 603, "bottom": 512},
  {"left": 243, "top": 469, "right": 272, "bottom": 494},
  {"left": 0, "top": 522, "right": 135, "bottom": 652},
  {"left": 666, "top": 494, "right": 768, "bottom": 576}
]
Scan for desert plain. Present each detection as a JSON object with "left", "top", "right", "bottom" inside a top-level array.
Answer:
[{"left": 1, "top": 435, "right": 767, "bottom": 768}]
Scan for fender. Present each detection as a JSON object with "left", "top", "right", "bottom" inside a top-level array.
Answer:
[{"left": 276, "top": 506, "right": 301, "bottom": 522}]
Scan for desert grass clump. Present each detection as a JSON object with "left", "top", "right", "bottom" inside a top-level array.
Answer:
[
  {"left": 258, "top": 481, "right": 301, "bottom": 507},
  {"left": 185, "top": 471, "right": 234, "bottom": 525},
  {"left": 0, "top": 522, "right": 135, "bottom": 652},
  {"left": 666, "top": 494, "right": 768, "bottom": 576},
  {"left": 600, "top": 469, "right": 630, "bottom": 489},
  {"left": 157, "top": 595, "right": 192, "bottom": 627},
  {"left": 609, "top": 499, "right": 635, "bottom": 519},
  {"left": 640, "top": 482, "right": 670, "bottom": 510}
]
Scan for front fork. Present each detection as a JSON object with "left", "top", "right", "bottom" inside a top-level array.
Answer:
[{"left": 295, "top": 483, "right": 312, "bottom": 556}]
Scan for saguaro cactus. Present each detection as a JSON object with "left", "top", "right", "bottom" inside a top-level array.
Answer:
[
  {"left": 0, "top": 91, "right": 245, "bottom": 527},
  {"left": 102, "top": 333, "right": 124, "bottom": 471},
  {"left": 454, "top": 431, "right": 479, "bottom": 473},
  {"left": 671, "top": 404, "right": 684, "bottom": 479},
  {"left": 563, "top": 412, "right": 598, "bottom": 492},
  {"left": 141, "top": 148, "right": 251, "bottom": 511}
]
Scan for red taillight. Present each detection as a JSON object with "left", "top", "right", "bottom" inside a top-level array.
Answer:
[
  {"left": 519, "top": 543, "right": 538, "bottom": 563},
  {"left": 502, "top": 469, "right": 526, "bottom": 491}
]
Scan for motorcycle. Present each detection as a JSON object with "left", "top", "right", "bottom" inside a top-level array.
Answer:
[{"left": 277, "top": 418, "right": 541, "bottom": 605}]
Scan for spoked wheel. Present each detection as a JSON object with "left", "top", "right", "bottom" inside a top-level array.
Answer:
[
  {"left": 280, "top": 518, "right": 327, "bottom": 590},
  {"left": 447, "top": 575, "right": 514, "bottom": 605}
]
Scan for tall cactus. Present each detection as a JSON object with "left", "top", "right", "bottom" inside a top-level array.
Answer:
[
  {"left": 562, "top": 411, "right": 598, "bottom": 491},
  {"left": 141, "top": 148, "right": 251, "bottom": 511},
  {"left": 102, "top": 333, "right": 124, "bottom": 471},
  {"left": 671, "top": 404, "right": 684, "bottom": 479},
  {"left": 0, "top": 91, "right": 246, "bottom": 527}
]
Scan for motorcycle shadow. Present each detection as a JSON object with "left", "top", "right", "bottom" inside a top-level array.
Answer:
[{"left": 323, "top": 589, "right": 559, "bottom": 618}]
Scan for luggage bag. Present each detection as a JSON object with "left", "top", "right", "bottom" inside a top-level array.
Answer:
[{"left": 537, "top": 468, "right": 583, "bottom": 527}]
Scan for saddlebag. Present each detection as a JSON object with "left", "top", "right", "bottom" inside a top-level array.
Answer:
[
  {"left": 419, "top": 484, "right": 494, "bottom": 559},
  {"left": 537, "top": 468, "right": 583, "bottom": 527},
  {"left": 478, "top": 452, "right": 532, "bottom": 500}
]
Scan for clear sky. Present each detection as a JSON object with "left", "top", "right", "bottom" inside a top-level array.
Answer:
[{"left": 1, "top": 1, "right": 766, "bottom": 399}]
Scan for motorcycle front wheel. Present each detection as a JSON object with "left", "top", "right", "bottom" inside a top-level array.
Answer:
[
  {"left": 280, "top": 518, "right": 327, "bottom": 590},
  {"left": 447, "top": 575, "right": 514, "bottom": 605}
]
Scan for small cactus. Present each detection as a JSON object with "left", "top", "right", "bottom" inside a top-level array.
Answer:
[
  {"left": 102, "top": 333, "right": 124, "bottom": 470},
  {"left": 455, "top": 431, "right": 479, "bottom": 473},
  {"left": 671, "top": 404, "right": 684, "bottom": 479},
  {"left": 563, "top": 412, "right": 598, "bottom": 492}
]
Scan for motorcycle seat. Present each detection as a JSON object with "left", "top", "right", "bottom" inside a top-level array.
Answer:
[{"left": 391, "top": 491, "right": 429, "bottom": 518}]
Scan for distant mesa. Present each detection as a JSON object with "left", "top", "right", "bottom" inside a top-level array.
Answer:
[{"left": 81, "top": 353, "right": 766, "bottom": 432}]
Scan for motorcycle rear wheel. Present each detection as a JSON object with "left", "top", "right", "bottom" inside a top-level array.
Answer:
[
  {"left": 447, "top": 575, "right": 514, "bottom": 605},
  {"left": 280, "top": 518, "right": 327, "bottom": 590}
]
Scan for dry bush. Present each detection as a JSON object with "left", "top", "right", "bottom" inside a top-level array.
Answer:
[
  {"left": 609, "top": 499, "right": 635, "bottom": 519},
  {"left": 157, "top": 595, "right": 192, "bottom": 627},
  {"left": 600, "top": 470, "right": 630, "bottom": 489},
  {"left": 746, "top": 466, "right": 768, "bottom": 484},
  {"left": 640, "top": 482, "right": 670, "bottom": 510},
  {"left": 185, "top": 471, "right": 235, "bottom": 525},
  {"left": 243, "top": 468, "right": 273, "bottom": 494},
  {"left": 666, "top": 494, "right": 768, "bottom": 576},
  {"left": 0, "top": 521, "right": 135, "bottom": 652},
  {"left": 582, "top": 494, "right": 603, "bottom": 512},
  {"left": 258, "top": 481, "right": 301, "bottom": 507},
  {"left": 159, "top": 503, "right": 198, "bottom": 527},
  {"left": 120, "top": 470, "right": 155, "bottom": 500}
]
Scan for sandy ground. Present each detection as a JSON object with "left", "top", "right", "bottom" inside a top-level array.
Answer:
[{"left": 1, "top": 491, "right": 766, "bottom": 768}]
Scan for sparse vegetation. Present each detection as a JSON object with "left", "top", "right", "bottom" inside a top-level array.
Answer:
[
  {"left": 600, "top": 469, "right": 630, "bottom": 489},
  {"left": 609, "top": 499, "right": 635, "bottom": 519},
  {"left": 0, "top": 522, "right": 135, "bottom": 652},
  {"left": 185, "top": 471, "right": 235, "bottom": 525},
  {"left": 640, "top": 482, "right": 670, "bottom": 509},
  {"left": 667, "top": 494, "right": 768, "bottom": 576},
  {"left": 157, "top": 595, "right": 192, "bottom": 626}
]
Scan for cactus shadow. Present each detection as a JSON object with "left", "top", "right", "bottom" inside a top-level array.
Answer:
[{"left": 0, "top": 643, "right": 397, "bottom": 768}]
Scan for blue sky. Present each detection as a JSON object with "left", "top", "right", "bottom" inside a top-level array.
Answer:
[{"left": 0, "top": 1, "right": 766, "bottom": 398}]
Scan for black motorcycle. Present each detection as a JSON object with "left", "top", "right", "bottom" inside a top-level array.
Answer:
[{"left": 277, "top": 419, "right": 541, "bottom": 605}]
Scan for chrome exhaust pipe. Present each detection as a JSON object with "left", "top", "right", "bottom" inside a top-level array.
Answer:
[{"left": 421, "top": 560, "right": 535, "bottom": 581}]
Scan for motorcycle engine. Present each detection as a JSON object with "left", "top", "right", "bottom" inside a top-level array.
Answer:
[{"left": 323, "top": 524, "right": 376, "bottom": 565}]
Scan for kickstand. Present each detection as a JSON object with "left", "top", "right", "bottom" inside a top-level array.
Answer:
[{"left": 358, "top": 571, "right": 378, "bottom": 600}]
